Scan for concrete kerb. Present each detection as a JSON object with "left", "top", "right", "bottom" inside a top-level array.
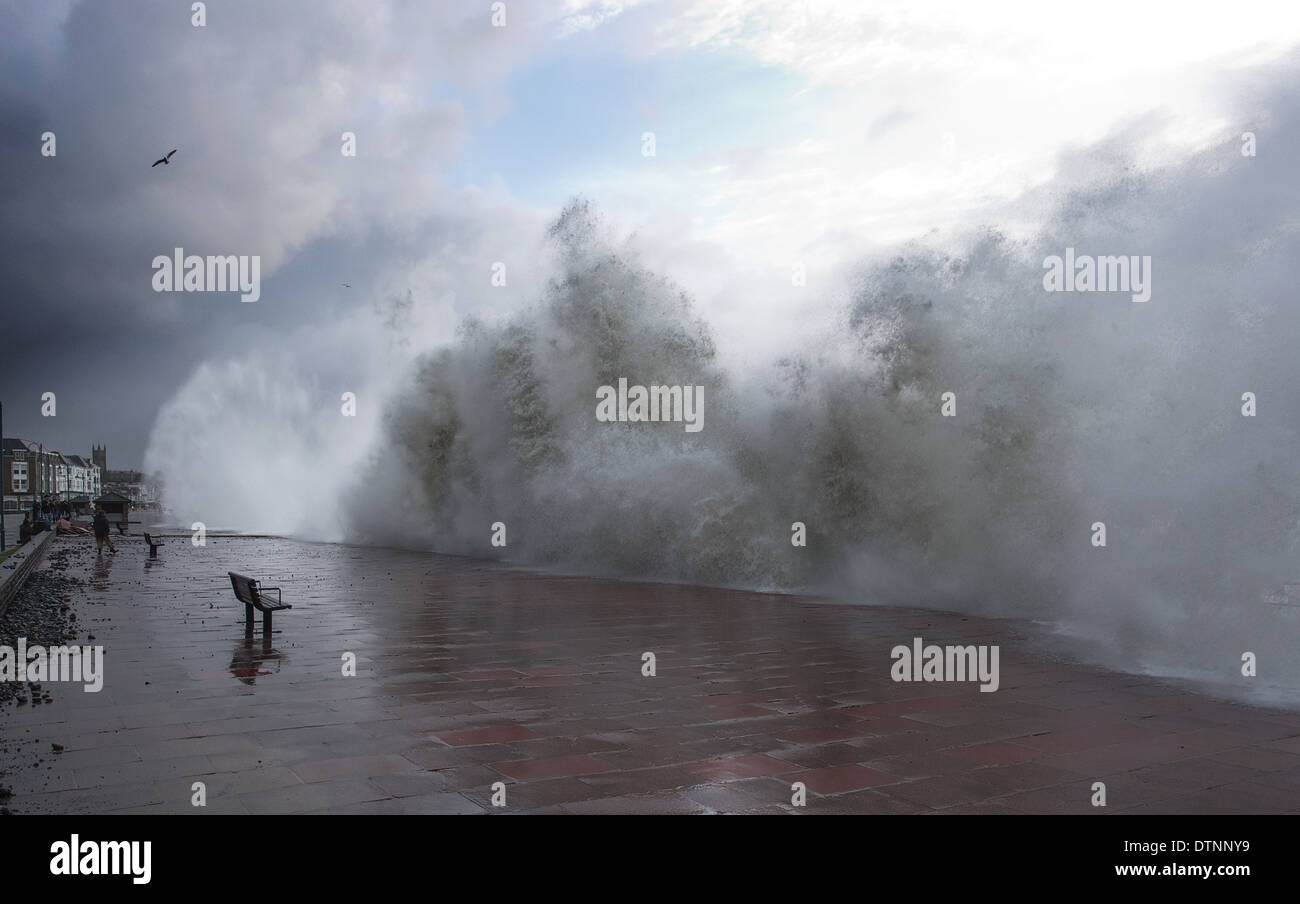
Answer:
[{"left": 0, "top": 530, "right": 57, "bottom": 618}]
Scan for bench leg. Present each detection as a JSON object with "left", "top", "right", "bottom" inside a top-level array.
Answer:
[
  {"left": 245, "top": 604, "right": 255, "bottom": 636},
  {"left": 263, "top": 610, "right": 273, "bottom": 639}
]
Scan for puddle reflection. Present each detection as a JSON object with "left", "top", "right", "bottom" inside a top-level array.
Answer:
[
  {"left": 229, "top": 636, "right": 286, "bottom": 685},
  {"left": 91, "top": 553, "right": 113, "bottom": 590}
]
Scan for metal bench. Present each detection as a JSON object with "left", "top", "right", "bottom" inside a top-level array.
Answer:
[
  {"left": 143, "top": 533, "right": 163, "bottom": 557},
  {"left": 228, "top": 571, "right": 292, "bottom": 638}
]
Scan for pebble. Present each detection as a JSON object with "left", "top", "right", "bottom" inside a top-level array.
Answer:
[{"left": 0, "top": 548, "right": 85, "bottom": 708}]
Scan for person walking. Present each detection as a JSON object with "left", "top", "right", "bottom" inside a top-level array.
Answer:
[{"left": 92, "top": 507, "right": 116, "bottom": 555}]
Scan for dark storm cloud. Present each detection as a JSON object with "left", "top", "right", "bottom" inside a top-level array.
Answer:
[{"left": 0, "top": 0, "right": 551, "bottom": 464}]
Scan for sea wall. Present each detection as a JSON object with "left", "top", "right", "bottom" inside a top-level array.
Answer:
[{"left": 0, "top": 531, "right": 56, "bottom": 618}]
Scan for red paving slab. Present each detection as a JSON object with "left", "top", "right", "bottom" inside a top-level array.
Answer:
[
  {"left": 780, "top": 725, "right": 871, "bottom": 744},
  {"left": 437, "top": 725, "right": 539, "bottom": 746},
  {"left": 685, "top": 754, "right": 796, "bottom": 782},
  {"left": 946, "top": 741, "right": 1041, "bottom": 766},
  {"left": 520, "top": 666, "right": 584, "bottom": 677},
  {"left": 792, "top": 764, "right": 898, "bottom": 794},
  {"left": 492, "top": 754, "right": 616, "bottom": 781},
  {"left": 3, "top": 534, "right": 1300, "bottom": 814}
]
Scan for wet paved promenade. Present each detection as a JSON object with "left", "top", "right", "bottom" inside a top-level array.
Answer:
[{"left": 4, "top": 535, "right": 1300, "bottom": 814}]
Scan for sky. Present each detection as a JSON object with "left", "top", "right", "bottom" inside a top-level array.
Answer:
[{"left": 2, "top": 0, "right": 1299, "bottom": 469}]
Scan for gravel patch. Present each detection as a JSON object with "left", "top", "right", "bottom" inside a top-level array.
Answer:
[{"left": 0, "top": 540, "right": 100, "bottom": 813}]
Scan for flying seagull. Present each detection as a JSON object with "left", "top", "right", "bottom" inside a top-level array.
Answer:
[
  {"left": 151, "top": 149, "right": 177, "bottom": 167},
  {"left": 341, "top": 283, "right": 351, "bottom": 288}
]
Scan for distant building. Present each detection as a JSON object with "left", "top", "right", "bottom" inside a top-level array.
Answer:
[
  {"left": 54, "top": 455, "right": 68, "bottom": 497},
  {"left": 3, "top": 438, "right": 105, "bottom": 513},
  {"left": 58, "top": 453, "right": 80, "bottom": 496},
  {"left": 94, "top": 446, "right": 161, "bottom": 509},
  {"left": 103, "top": 471, "right": 160, "bottom": 507},
  {"left": 2, "top": 439, "right": 61, "bottom": 513},
  {"left": 2, "top": 438, "right": 33, "bottom": 512},
  {"left": 67, "top": 454, "right": 95, "bottom": 497}
]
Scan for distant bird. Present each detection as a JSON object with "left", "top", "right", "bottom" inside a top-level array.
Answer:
[
  {"left": 341, "top": 283, "right": 351, "bottom": 288},
  {"left": 151, "top": 149, "right": 177, "bottom": 167}
]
